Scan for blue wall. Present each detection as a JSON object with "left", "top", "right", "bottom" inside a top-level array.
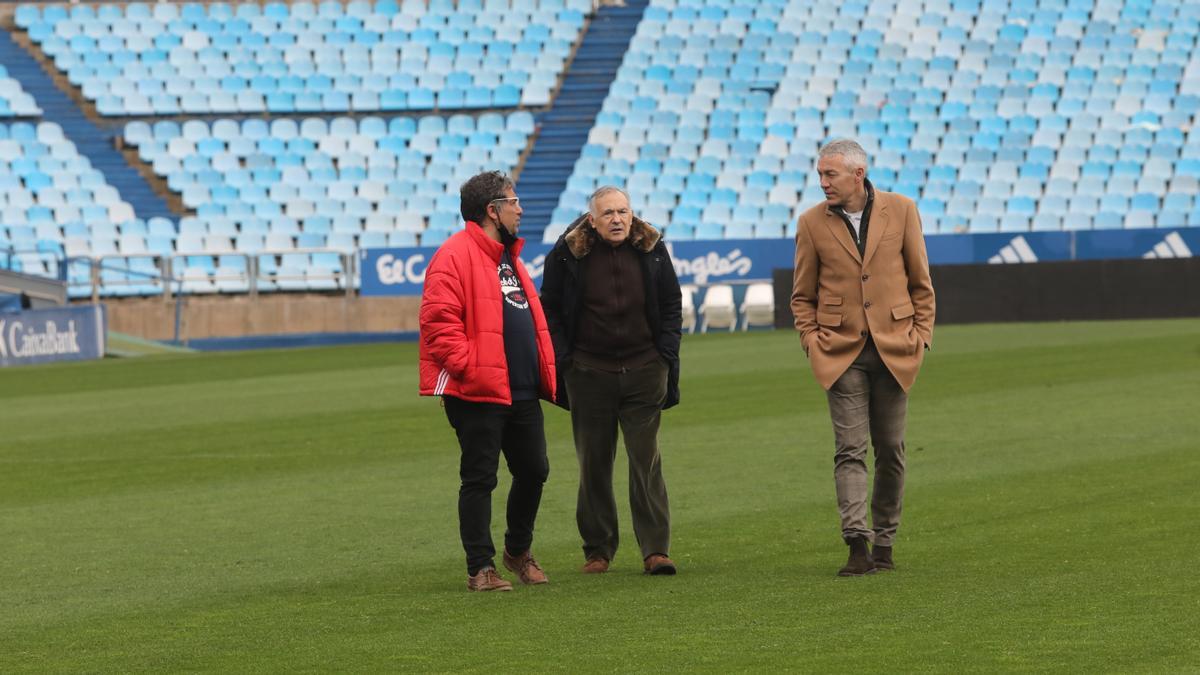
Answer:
[{"left": 359, "top": 227, "right": 1198, "bottom": 296}]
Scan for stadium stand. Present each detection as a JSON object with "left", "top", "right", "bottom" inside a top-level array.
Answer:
[
  {"left": 120, "top": 112, "right": 535, "bottom": 292},
  {"left": 543, "top": 0, "right": 1199, "bottom": 241},
  {"left": 0, "top": 20, "right": 175, "bottom": 224},
  {"left": 126, "top": 112, "right": 534, "bottom": 247},
  {"left": 17, "top": 0, "right": 591, "bottom": 115},
  {"left": 2, "top": 0, "right": 1198, "bottom": 303},
  {"left": 0, "top": 121, "right": 142, "bottom": 285}
]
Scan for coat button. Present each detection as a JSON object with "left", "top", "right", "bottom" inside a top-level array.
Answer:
[
  {"left": 864, "top": 300, "right": 872, "bottom": 308},
  {"left": 861, "top": 274, "right": 869, "bottom": 281},
  {"left": 860, "top": 330, "right": 868, "bottom": 337}
]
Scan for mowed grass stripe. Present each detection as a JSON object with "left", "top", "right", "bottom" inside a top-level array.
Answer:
[
  {"left": 0, "top": 362, "right": 413, "bottom": 443},
  {"left": 0, "top": 344, "right": 406, "bottom": 399},
  {"left": 1, "top": 319, "right": 1198, "bottom": 672}
]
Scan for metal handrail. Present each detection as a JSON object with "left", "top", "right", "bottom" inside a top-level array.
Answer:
[
  {"left": 58, "top": 248, "right": 360, "bottom": 300},
  {"left": 2, "top": 245, "right": 70, "bottom": 304}
]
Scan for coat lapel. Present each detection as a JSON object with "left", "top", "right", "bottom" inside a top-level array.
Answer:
[
  {"left": 822, "top": 207, "right": 863, "bottom": 265},
  {"left": 862, "top": 198, "right": 890, "bottom": 269}
]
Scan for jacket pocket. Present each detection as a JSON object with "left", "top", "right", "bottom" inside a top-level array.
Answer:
[
  {"left": 891, "top": 302, "right": 914, "bottom": 320},
  {"left": 824, "top": 296, "right": 843, "bottom": 306},
  {"left": 817, "top": 312, "right": 842, "bottom": 327}
]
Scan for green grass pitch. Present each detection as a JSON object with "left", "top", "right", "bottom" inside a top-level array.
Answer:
[{"left": 2, "top": 319, "right": 1198, "bottom": 672}]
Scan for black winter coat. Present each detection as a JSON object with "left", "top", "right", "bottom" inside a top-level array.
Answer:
[{"left": 539, "top": 214, "right": 683, "bottom": 411}]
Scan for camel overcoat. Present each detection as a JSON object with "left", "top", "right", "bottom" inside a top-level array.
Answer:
[{"left": 790, "top": 189, "right": 936, "bottom": 392}]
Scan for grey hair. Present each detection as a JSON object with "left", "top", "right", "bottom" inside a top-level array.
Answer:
[
  {"left": 819, "top": 138, "right": 869, "bottom": 172},
  {"left": 588, "top": 185, "right": 630, "bottom": 211}
]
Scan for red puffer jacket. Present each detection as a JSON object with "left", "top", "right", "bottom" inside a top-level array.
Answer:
[{"left": 419, "top": 221, "right": 556, "bottom": 404}]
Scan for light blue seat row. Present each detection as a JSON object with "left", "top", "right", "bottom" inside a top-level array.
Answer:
[
  {"left": 15, "top": 0, "right": 594, "bottom": 28},
  {"left": 547, "top": 0, "right": 1200, "bottom": 240},
  {"left": 0, "top": 67, "right": 42, "bottom": 117},
  {"left": 123, "top": 111, "right": 534, "bottom": 146},
  {"left": 1, "top": 122, "right": 145, "bottom": 268},
  {"left": 20, "top": 0, "right": 588, "bottom": 115},
  {"left": 121, "top": 113, "right": 533, "bottom": 262}
]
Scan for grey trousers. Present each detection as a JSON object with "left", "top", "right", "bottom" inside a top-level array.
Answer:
[
  {"left": 826, "top": 340, "right": 908, "bottom": 547},
  {"left": 565, "top": 358, "right": 671, "bottom": 562}
]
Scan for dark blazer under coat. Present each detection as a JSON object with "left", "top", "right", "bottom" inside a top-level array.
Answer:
[{"left": 539, "top": 213, "right": 683, "bottom": 411}]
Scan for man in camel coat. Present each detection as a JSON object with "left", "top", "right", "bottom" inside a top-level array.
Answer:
[{"left": 791, "top": 139, "right": 936, "bottom": 577}]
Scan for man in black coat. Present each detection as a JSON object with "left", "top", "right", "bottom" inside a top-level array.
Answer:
[{"left": 540, "top": 186, "right": 683, "bottom": 576}]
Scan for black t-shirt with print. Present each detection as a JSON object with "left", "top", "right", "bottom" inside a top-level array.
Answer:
[{"left": 498, "top": 250, "right": 539, "bottom": 401}]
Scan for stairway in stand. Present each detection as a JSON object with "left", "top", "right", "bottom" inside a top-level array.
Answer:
[
  {"left": 516, "top": 0, "right": 649, "bottom": 243},
  {"left": 0, "top": 27, "right": 175, "bottom": 222}
]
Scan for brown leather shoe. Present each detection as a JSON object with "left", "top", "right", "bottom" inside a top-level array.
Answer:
[
  {"left": 467, "top": 566, "right": 513, "bottom": 592},
  {"left": 643, "top": 553, "right": 677, "bottom": 575},
  {"left": 582, "top": 557, "right": 610, "bottom": 574},
  {"left": 503, "top": 549, "right": 548, "bottom": 585},
  {"left": 872, "top": 544, "right": 895, "bottom": 571},
  {"left": 837, "top": 537, "right": 876, "bottom": 577}
]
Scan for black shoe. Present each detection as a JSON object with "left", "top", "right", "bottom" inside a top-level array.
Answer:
[
  {"left": 837, "top": 537, "right": 876, "bottom": 577},
  {"left": 872, "top": 544, "right": 895, "bottom": 571}
]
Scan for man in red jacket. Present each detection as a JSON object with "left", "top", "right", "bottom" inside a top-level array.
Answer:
[{"left": 419, "top": 171, "right": 558, "bottom": 592}]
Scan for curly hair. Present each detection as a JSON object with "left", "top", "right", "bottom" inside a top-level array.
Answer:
[{"left": 459, "top": 171, "right": 514, "bottom": 224}]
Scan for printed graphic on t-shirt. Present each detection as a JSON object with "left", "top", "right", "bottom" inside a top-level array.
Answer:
[{"left": 498, "top": 262, "right": 529, "bottom": 309}]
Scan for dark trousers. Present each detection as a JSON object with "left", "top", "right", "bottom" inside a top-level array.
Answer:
[
  {"left": 443, "top": 396, "right": 549, "bottom": 575},
  {"left": 825, "top": 340, "right": 908, "bottom": 546},
  {"left": 564, "top": 358, "right": 671, "bottom": 562}
]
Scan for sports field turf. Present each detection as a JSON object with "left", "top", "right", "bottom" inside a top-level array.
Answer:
[{"left": 2, "top": 319, "right": 1198, "bottom": 672}]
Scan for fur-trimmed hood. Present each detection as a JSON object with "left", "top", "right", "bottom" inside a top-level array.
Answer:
[{"left": 560, "top": 213, "right": 662, "bottom": 259}]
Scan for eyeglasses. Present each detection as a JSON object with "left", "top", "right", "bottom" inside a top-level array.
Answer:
[{"left": 490, "top": 197, "right": 520, "bottom": 209}]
